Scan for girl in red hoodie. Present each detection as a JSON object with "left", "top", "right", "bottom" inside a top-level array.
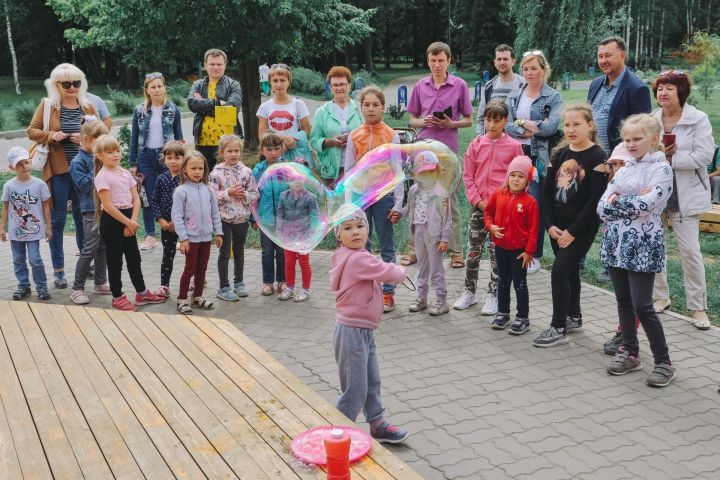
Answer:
[{"left": 484, "top": 156, "right": 539, "bottom": 334}]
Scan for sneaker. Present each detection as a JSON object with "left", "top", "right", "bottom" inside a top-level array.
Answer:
[
  {"left": 566, "top": 316, "right": 583, "bottom": 333},
  {"left": 70, "top": 289, "right": 90, "bottom": 305},
  {"left": 54, "top": 271, "right": 67, "bottom": 289},
  {"left": 139, "top": 236, "right": 157, "bottom": 251},
  {"left": 452, "top": 289, "right": 477, "bottom": 310},
  {"left": 261, "top": 283, "right": 274, "bottom": 296},
  {"left": 532, "top": 326, "right": 569, "bottom": 348},
  {"left": 93, "top": 283, "right": 112, "bottom": 295},
  {"left": 428, "top": 301, "right": 449, "bottom": 316},
  {"left": 409, "top": 298, "right": 428, "bottom": 312},
  {"left": 383, "top": 293, "right": 395, "bottom": 313},
  {"left": 491, "top": 313, "right": 511, "bottom": 330},
  {"left": 135, "top": 290, "right": 165, "bottom": 305},
  {"left": 596, "top": 270, "right": 611, "bottom": 282},
  {"left": 509, "top": 317, "right": 530, "bottom": 335},
  {"left": 603, "top": 331, "right": 624, "bottom": 356},
  {"left": 12, "top": 286, "right": 31, "bottom": 300},
  {"left": 653, "top": 298, "right": 671, "bottom": 314},
  {"left": 278, "top": 288, "right": 294, "bottom": 301},
  {"left": 480, "top": 292, "right": 498, "bottom": 315},
  {"left": 647, "top": 363, "right": 677, "bottom": 387},
  {"left": 234, "top": 282, "right": 249, "bottom": 298},
  {"left": 37, "top": 289, "right": 51, "bottom": 301},
  {"left": 527, "top": 258, "right": 541, "bottom": 274},
  {"left": 155, "top": 286, "right": 171, "bottom": 298},
  {"left": 607, "top": 351, "right": 643, "bottom": 375},
  {"left": 112, "top": 295, "right": 136, "bottom": 311},
  {"left": 371, "top": 422, "right": 409, "bottom": 444},
  {"left": 216, "top": 287, "right": 239, "bottom": 301},
  {"left": 294, "top": 290, "right": 310, "bottom": 302}
]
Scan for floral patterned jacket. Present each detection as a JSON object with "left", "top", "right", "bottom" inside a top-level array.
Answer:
[
  {"left": 597, "top": 151, "right": 673, "bottom": 272},
  {"left": 210, "top": 162, "right": 259, "bottom": 224}
]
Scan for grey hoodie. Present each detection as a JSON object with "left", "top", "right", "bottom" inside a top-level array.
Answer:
[{"left": 171, "top": 181, "right": 223, "bottom": 243}]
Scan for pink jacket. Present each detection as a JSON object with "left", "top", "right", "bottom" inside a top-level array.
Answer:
[
  {"left": 463, "top": 133, "right": 523, "bottom": 206},
  {"left": 330, "top": 247, "right": 406, "bottom": 329}
]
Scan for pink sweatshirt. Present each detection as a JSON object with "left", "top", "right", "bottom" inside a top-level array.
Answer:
[
  {"left": 330, "top": 247, "right": 406, "bottom": 329},
  {"left": 463, "top": 133, "right": 524, "bottom": 207}
]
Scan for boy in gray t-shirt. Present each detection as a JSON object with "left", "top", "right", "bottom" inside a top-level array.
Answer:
[{"left": 1, "top": 147, "right": 52, "bottom": 300}]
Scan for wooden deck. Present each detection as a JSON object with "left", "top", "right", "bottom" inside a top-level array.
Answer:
[{"left": 0, "top": 302, "right": 422, "bottom": 479}]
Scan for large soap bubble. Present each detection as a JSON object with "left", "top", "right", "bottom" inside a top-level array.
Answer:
[{"left": 251, "top": 139, "right": 460, "bottom": 252}]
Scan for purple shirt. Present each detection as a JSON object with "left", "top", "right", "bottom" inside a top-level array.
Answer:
[{"left": 407, "top": 74, "right": 473, "bottom": 153}]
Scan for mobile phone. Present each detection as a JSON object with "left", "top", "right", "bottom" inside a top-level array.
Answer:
[
  {"left": 662, "top": 133, "right": 676, "bottom": 146},
  {"left": 433, "top": 111, "right": 446, "bottom": 119}
]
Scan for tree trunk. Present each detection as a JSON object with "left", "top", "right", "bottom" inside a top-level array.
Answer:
[
  {"left": 78, "top": 48, "right": 106, "bottom": 84},
  {"left": 634, "top": 5, "right": 640, "bottom": 68},
  {"left": 363, "top": 37, "right": 374, "bottom": 72},
  {"left": 659, "top": 11, "right": 665, "bottom": 60},
  {"left": 121, "top": 65, "right": 140, "bottom": 89},
  {"left": 3, "top": 0, "right": 20, "bottom": 95},
  {"left": 625, "top": 1, "right": 631, "bottom": 48},
  {"left": 238, "top": 58, "right": 261, "bottom": 151}
]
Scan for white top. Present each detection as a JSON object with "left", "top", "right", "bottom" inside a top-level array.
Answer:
[
  {"left": 256, "top": 98, "right": 310, "bottom": 134},
  {"left": 146, "top": 106, "right": 165, "bottom": 149},
  {"left": 515, "top": 92, "right": 534, "bottom": 145},
  {"left": 259, "top": 65, "right": 269, "bottom": 82}
]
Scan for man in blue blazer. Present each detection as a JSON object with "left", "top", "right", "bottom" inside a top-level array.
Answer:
[{"left": 587, "top": 36, "right": 651, "bottom": 154}]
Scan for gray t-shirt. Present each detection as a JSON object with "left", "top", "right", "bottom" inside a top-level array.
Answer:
[
  {"left": 476, "top": 74, "right": 525, "bottom": 135},
  {"left": 2, "top": 177, "right": 51, "bottom": 241},
  {"left": 87, "top": 92, "right": 111, "bottom": 120}
]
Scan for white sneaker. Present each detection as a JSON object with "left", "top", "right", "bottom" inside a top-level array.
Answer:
[
  {"left": 452, "top": 290, "right": 477, "bottom": 310},
  {"left": 527, "top": 258, "right": 541, "bottom": 274},
  {"left": 480, "top": 292, "right": 498, "bottom": 315},
  {"left": 70, "top": 289, "right": 90, "bottom": 305},
  {"left": 139, "top": 236, "right": 157, "bottom": 251}
]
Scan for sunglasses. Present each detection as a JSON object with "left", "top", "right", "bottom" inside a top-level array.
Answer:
[
  {"left": 523, "top": 50, "right": 545, "bottom": 57},
  {"left": 271, "top": 63, "right": 289, "bottom": 70},
  {"left": 660, "top": 70, "right": 686, "bottom": 76},
  {"left": 145, "top": 72, "right": 163, "bottom": 80},
  {"left": 58, "top": 80, "right": 82, "bottom": 89}
]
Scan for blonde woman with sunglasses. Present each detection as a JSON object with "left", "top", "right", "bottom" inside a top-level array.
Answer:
[
  {"left": 129, "top": 72, "right": 184, "bottom": 251},
  {"left": 27, "top": 63, "right": 98, "bottom": 288}
]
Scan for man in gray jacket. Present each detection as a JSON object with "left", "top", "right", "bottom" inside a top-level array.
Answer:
[
  {"left": 188, "top": 48, "right": 243, "bottom": 170},
  {"left": 476, "top": 44, "right": 525, "bottom": 136}
]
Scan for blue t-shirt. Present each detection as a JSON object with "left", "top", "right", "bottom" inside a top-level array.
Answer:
[
  {"left": 87, "top": 92, "right": 111, "bottom": 120},
  {"left": 2, "top": 177, "right": 51, "bottom": 241}
]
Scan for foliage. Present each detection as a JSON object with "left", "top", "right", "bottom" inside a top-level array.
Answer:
[
  {"left": 118, "top": 123, "right": 130, "bottom": 167},
  {"left": 352, "top": 69, "right": 377, "bottom": 89},
  {"left": 12, "top": 100, "right": 37, "bottom": 126},
  {"left": 683, "top": 32, "right": 720, "bottom": 100},
  {"left": 106, "top": 88, "right": 136, "bottom": 115},
  {"left": 386, "top": 103, "right": 405, "bottom": 120},
  {"left": 166, "top": 79, "right": 190, "bottom": 109},
  {"left": 291, "top": 67, "right": 326, "bottom": 95}
]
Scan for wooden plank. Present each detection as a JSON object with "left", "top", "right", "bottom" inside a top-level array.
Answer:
[
  {"left": 28, "top": 303, "right": 145, "bottom": 480},
  {"left": 87, "top": 307, "right": 237, "bottom": 479},
  {"left": 147, "top": 312, "right": 324, "bottom": 480},
  {"left": 107, "top": 309, "right": 271, "bottom": 480},
  {"left": 73, "top": 306, "right": 201, "bottom": 479},
  {"left": 0, "top": 393, "right": 23, "bottom": 480},
  {"left": 10, "top": 302, "right": 114, "bottom": 479},
  {"left": 0, "top": 303, "right": 47, "bottom": 479},
  {"left": 188, "top": 315, "right": 405, "bottom": 480},
  {"left": 208, "top": 317, "right": 424, "bottom": 480},
  {"left": 0, "top": 302, "right": 83, "bottom": 478}
]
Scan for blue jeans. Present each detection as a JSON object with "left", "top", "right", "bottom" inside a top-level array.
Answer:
[
  {"left": 365, "top": 193, "right": 396, "bottom": 294},
  {"left": 260, "top": 230, "right": 285, "bottom": 284},
  {"left": 495, "top": 246, "right": 529, "bottom": 318},
  {"left": 11, "top": 240, "right": 47, "bottom": 290},
  {"left": 522, "top": 144, "right": 545, "bottom": 259},
  {"left": 50, "top": 173, "right": 84, "bottom": 269},
  {"left": 137, "top": 147, "right": 167, "bottom": 236}
]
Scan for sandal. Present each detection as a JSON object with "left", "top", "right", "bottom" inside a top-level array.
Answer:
[
  {"left": 400, "top": 254, "right": 417, "bottom": 266},
  {"left": 693, "top": 311, "right": 711, "bottom": 330},
  {"left": 450, "top": 253, "right": 465, "bottom": 269},
  {"left": 193, "top": 297, "right": 215, "bottom": 310},
  {"left": 261, "top": 283, "right": 274, "bottom": 296},
  {"left": 177, "top": 299, "right": 193, "bottom": 314}
]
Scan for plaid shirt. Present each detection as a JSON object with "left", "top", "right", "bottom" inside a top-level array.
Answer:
[{"left": 592, "top": 68, "right": 628, "bottom": 154}]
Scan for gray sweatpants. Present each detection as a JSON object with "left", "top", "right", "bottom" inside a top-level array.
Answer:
[
  {"left": 415, "top": 223, "right": 447, "bottom": 303},
  {"left": 73, "top": 212, "right": 107, "bottom": 290},
  {"left": 332, "top": 324, "right": 385, "bottom": 428}
]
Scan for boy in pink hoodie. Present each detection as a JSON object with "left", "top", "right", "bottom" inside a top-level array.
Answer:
[
  {"left": 330, "top": 208, "right": 408, "bottom": 443},
  {"left": 453, "top": 100, "right": 523, "bottom": 314}
]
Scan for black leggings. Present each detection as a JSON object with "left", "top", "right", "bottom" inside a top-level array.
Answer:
[
  {"left": 218, "top": 221, "right": 249, "bottom": 288},
  {"left": 160, "top": 229, "right": 178, "bottom": 287},
  {"left": 100, "top": 210, "right": 146, "bottom": 298},
  {"left": 550, "top": 232, "right": 595, "bottom": 328}
]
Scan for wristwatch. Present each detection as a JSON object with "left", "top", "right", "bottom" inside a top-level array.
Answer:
[{"left": 516, "top": 118, "right": 526, "bottom": 128}]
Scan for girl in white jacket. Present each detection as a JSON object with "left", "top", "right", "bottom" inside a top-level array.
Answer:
[{"left": 597, "top": 114, "right": 675, "bottom": 388}]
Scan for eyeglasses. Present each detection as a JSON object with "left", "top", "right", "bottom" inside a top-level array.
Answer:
[
  {"left": 523, "top": 50, "right": 545, "bottom": 57},
  {"left": 58, "top": 80, "right": 82, "bottom": 89},
  {"left": 330, "top": 82, "right": 348, "bottom": 88},
  {"left": 271, "top": 63, "right": 289, "bottom": 70},
  {"left": 145, "top": 72, "right": 163, "bottom": 80}
]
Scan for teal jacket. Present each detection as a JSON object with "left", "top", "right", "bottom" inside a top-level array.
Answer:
[
  {"left": 251, "top": 159, "right": 288, "bottom": 227},
  {"left": 309, "top": 99, "right": 363, "bottom": 180}
]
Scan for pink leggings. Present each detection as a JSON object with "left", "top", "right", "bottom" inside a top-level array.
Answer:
[{"left": 284, "top": 250, "right": 311, "bottom": 290}]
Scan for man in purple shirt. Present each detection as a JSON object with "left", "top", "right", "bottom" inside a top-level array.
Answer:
[{"left": 406, "top": 41, "right": 473, "bottom": 269}]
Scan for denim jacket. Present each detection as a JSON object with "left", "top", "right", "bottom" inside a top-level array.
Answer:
[
  {"left": 188, "top": 75, "right": 243, "bottom": 142},
  {"left": 129, "top": 102, "right": 183, "bottom": 167},
  {"left": 505, "top": 83, "right": 563, "bottom": 177},
  {"left": 69, "top": 149, "right": 97, "bottom": 213}
]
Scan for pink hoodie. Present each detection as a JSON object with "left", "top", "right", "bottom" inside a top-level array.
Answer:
[
  {"left": 463, "top": 133, "right": 524, "bottom": 206},
  {"left": 330, "top": 247, "right": 406, "bottom": 329}
]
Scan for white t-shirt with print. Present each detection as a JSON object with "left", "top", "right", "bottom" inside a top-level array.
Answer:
[
  {"left": 256, "top": 98, "right": 310, "bottom": 134},
  {"left": 2, "top": 177, "right": 51, "bottom": 241}
]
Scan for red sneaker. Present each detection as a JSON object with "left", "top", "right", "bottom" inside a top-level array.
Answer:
[
  {"left": 135, "top": 290, "right": 166, "bottom": 305},
  {"left": 383, "top": 293, "right": 395, "bottom": 313},
  {"left": 112, "top": 294, "right": 136, "bottom": 311}
]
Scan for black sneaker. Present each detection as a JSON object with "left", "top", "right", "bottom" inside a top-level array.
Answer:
[
  {"left": 509, "top": 317, "right": 530, "bottom": 335},
  {"left": 37, "top": 288, "right": 51, "bottom": 301},
  {"left": 371, "top": 422, "right": 409, "bottom": 444},
  {"left": 491, "top": 313, "right": 511, "bottom": 330},
  {"left": 12, "top": 286, "right": 31, "bottom": 300},
  {"left": 566, "top": 316, "right": 583, "bottom": 333},
  {"left": 603, "top": 332, "right": 624, "bottom": 356},
  {"left": 532, "top": 326, "right": 568, "bottom": 347}
]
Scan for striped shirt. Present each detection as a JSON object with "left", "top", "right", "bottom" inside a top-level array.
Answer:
[
  {"left": 591, "top": 68, "right": 627, "bottom": 154},
  {"left": 60, "top": 106, "right": 83, "bottom": 162},
  {"left": 476, "top": 74, "right": 524, "bottom": 135}
]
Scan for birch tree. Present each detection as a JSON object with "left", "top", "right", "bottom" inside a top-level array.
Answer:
[{"left": 3, "top": 0, "right": 20, "bottom": 94}]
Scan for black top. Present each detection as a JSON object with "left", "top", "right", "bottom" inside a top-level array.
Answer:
[{"left": 543, "top": 144, "right": 608, "bottom": 236}]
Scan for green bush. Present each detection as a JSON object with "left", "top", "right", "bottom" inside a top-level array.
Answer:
[
  {"left": 166, "top": 79, "right": 189, "bottom": 110},
  {"left": 352, "top": 69, "right": 378, "bottom": 90},
  {"left": 13, "top": 100, "right": 38, "bottom": 127},
  {"left": 0, "top": 111, "right": 5, "bottom": 131},
  {"left": 118, "top": 124, "right": 131, "bottom": 168},
  {"left": 387, "top": 103, "right": 405, "bottom": 120},
  {"left": 292, "top": 67, "right": 326, "bottom": 95},
  {"left": 107, "top": 88, "right": 136, "bottom": 115}
]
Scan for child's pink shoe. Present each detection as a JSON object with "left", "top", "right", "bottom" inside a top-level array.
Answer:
[
  {"left": 135, "top": 290, "right": 166, "bottom": 305},
  {"left": 112, "top": 295, "right": 136, "bottom": 311}
]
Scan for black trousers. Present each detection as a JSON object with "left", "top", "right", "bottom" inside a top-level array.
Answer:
[
  {"left": 100, "top": 210, "right": 146, "bottom": 298},
  {"left": 495, "top": 246, "right": 529, "bottom": 318},
  {"left": 196, "top": 145, "right": 218, "bottom": 171},
  {"left": 218, "top": 221, "right": 249, "bottom": 288},
  {"left": 549, "top": 232, "right": 595, "bottom": 328},
  {"left": 160, "top": 229, "right": 178, "bottom": 287}
]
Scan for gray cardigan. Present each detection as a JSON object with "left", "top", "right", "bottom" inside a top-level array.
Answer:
[{"left": 171, "top": 182, "right": 223, "bottom": 242}]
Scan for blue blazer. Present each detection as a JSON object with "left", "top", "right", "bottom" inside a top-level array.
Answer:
[{"left": 587, "top": 69, "right": 651, "bottom": 150}]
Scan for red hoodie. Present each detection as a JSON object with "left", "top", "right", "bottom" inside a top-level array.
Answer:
[{"left": 484, "top": 187, "right": 539, "bottom": 255}]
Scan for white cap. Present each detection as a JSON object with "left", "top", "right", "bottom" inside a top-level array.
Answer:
[{"left": 7, "top": 146, "right": 30, "bottom": 168}]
